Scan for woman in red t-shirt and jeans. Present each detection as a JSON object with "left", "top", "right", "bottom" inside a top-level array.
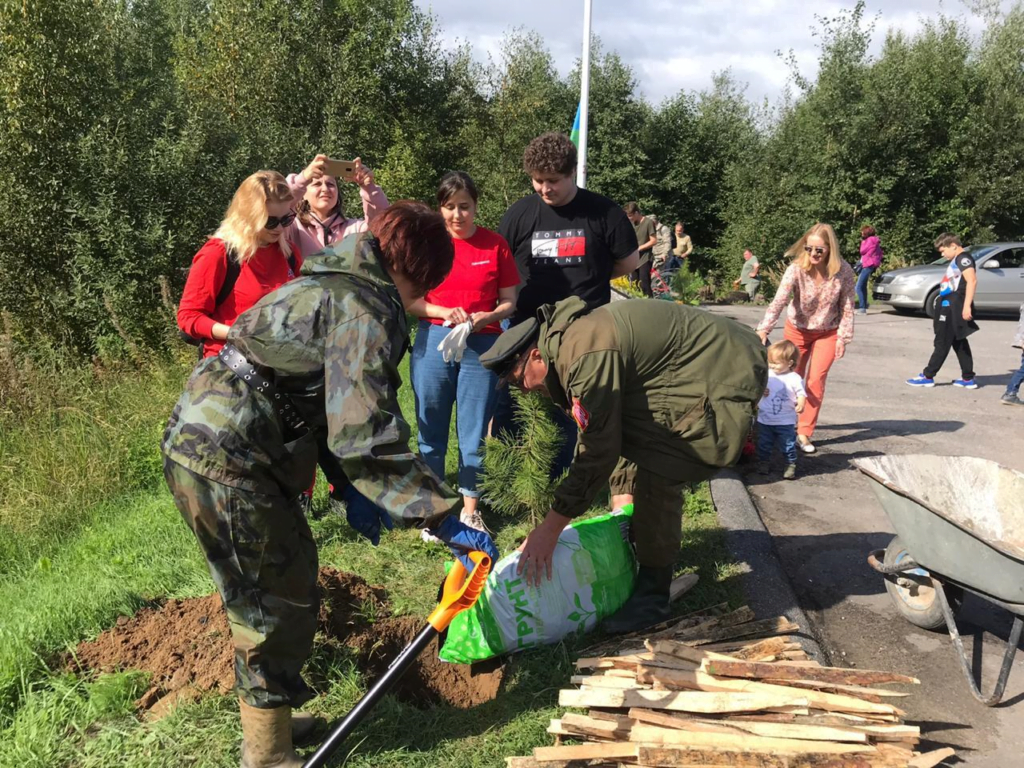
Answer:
[{"left": 407, "top": 171, "right": 519, "bottom": 531}]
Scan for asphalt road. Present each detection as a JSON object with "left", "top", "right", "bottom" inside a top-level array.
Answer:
[{"left": 704, "top": 303, "right": 1024, "bottom": 767}]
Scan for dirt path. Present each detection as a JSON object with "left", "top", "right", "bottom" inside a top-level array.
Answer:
[{"left": 706, "top": 304, "right": 1024, "bottom": 766}]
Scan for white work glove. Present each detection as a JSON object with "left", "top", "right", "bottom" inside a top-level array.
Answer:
[{"left": 437, "top": 320, "right": 472, "bottom": 363}]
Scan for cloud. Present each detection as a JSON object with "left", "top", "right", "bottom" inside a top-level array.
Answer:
[{"left": 413, "top": 0, "right": 1011, "bottom": 104}]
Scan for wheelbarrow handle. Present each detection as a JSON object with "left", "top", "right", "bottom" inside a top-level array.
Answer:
[
  {"left": 931, "top": 574, "right": 1023, "bottom": 707},
  {"left": 301, "top": 552, "right": 492, "bottom": 768}
]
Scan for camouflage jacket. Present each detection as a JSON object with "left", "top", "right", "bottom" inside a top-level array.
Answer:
[
  {"left": 537, "top": 297, "right": 767, "bottom": 518},
  {"left": 161, "top": 233, "right": 461, "bottom": 528}
]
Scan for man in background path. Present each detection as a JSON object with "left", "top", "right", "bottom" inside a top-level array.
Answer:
[
  {"left": 625, "top": 202, "right": 657, "bottom": 298},
  {"left": 734, "top": 249, "right": 761, "bottom": 300}
]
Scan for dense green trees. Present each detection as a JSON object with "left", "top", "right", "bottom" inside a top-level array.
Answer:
[{"left": 1, "top": 0, "right": 1022, "bottom": 358}]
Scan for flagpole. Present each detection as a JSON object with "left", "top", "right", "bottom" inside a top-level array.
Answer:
[{"left": 577, "top": 0, "right": 593, "bottom": 189}]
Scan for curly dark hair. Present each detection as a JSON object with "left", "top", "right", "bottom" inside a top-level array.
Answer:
[
  {"left": 523, "top": 132, "right": 577, "bottom": 177},
  {"left": 369, "top": 201, "right": 454, "bottom": 297}
]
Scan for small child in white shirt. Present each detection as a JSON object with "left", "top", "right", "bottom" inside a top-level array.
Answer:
[{"left": 757, "top": 340, "right": 807, "bottom": 479}]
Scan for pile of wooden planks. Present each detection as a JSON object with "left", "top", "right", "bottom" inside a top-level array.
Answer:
[{"left": 506, "top": 606, "right": 954, "bottom": 768}]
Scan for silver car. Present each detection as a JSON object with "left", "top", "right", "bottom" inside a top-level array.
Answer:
[{"left": 873, "top": 242, "right": 1024, "bottom": 317}]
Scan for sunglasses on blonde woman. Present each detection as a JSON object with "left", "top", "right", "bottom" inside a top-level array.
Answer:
[
  {"left": 803, "top": 245, "right": 827, "bottom": 256},
  {"left": 265, "top": 212, "right": 297, "bottom": 230}
]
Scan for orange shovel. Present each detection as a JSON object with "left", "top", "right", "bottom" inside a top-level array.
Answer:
[{"left": 302, "top": 551, "right": 491, "bottom": 767}]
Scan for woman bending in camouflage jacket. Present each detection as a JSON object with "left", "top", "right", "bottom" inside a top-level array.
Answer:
[{"left": 162, "top": 201, "right": 498, "bottom": 768}]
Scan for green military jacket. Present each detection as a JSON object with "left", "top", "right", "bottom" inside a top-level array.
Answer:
[
  {"left": 161, "top": 233, "right": 460, "bottom": 528},
  {"left": 537, "top": 297, "right": 767, "bottom": 519}
]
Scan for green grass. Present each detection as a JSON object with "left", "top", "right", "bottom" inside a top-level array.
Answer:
[{"left": 0, "top": 343, "right": 745, "bottom": 766}]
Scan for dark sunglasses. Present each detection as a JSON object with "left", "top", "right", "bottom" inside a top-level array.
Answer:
[
  {"left": 265, "top": 212, "right": 297, "bottom": 230},
  {"left": 803, "top": 245, "right": 828, "bottom": 256}
]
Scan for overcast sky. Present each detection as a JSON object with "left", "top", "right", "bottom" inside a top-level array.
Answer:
[{"left": 413, "top": 1, "right": 1011, "bottom": 106}]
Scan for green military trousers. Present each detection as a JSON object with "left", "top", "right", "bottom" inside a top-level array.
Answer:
[
  {"left": 609, "top": 458, "right": 707, "bottom": 569},
  {"left": 163, "top": 459, "right": 319, "bottom": 709}
]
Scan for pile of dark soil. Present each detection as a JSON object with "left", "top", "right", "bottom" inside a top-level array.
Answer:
[{"left": 68, "top": 567, "right": 503, "bottom": 716}]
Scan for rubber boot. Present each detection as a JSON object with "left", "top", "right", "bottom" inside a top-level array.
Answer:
[
  {"left": 239, "top": 699, "right": 304, "bottom": 768},
  {"left": 601, "top": 565, "right": 673, "bottom": 635}
]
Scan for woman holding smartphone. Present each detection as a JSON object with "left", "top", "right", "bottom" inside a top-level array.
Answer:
[{"left": 286, "top": 154, "right": 390, "bottom": 257}]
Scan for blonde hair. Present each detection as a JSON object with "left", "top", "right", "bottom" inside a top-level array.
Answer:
[
  {"left": 214, "top": 171, "right": 295, "bottom": 263},
  {"left": 786, "top": 222, "right": 843, "bottom": 278},
  {"left": 767, "top": 339, "right": 800, "bottom": 369}
]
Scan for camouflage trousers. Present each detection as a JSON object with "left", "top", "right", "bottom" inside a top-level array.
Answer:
[
  {"left": 610, "top": 458, "right": 707, "bottom": 569},
  {"left": 163, "top": 458, "right": 319, "bottom": 708}
]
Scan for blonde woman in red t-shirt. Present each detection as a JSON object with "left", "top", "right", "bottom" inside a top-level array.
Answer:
[
  {"left": 177, "top": 170, "right": 302, "bottom": 357},
  {"left": 406, "top": 171, "right": 520, "bottom": 531}
]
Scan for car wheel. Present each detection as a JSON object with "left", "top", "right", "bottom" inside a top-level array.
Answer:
[{"left": 923, "top": 287, "right": 941, "bottom": 319}]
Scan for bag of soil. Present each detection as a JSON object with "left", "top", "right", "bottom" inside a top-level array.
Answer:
[{"left": 439, "top": 506, "right": 636, "bottom": 665}]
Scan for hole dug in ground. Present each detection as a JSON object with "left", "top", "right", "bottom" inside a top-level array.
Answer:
[{"left": 67, "top": 567, "right": 503, "bottom": 718}]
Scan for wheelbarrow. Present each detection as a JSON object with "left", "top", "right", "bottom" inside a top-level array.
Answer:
[{"left": 855, "top": 455, "right": 1024, "bottom": 706}]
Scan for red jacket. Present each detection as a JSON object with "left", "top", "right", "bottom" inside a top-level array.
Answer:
[{"left": 176, "top": 238, "right": 302, "bottom": 357}]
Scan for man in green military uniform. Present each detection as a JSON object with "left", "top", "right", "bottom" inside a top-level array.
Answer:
[
  {"left": 481, "top": 296, "right": 766, "bottom": 634},
  {"left": 163, "top": 202, "right": 497, "bottom": 768}
]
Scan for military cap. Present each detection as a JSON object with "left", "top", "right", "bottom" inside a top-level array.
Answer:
[{"left": 479, "top": 318, "right": 540, "bottom": 380}]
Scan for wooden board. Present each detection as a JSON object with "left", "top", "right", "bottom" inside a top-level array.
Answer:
[
  {"left": 533, "top": 743, "right": 639, "bottom": 762},
  {"left": 571, "top": 675, "right": 650, "bottom": 690},
  {"left": 627, "top": 724, "right": 875, "bottom": 755},
  {"left": 704, "top": 659, "right": 919, "bottom": 687},
  {"left": 678, "top": 617, "right": 802, "bottom": 646},
  {"left": 558, "top": 687, "right": 810, "bottom": 714},
  {"left": 634, "top": 747, "right": 907, "bottom": 767},
  {"left": 908, "top": 748, "right": 956, "bottom": 768},
  {"left": 627, "top": 708, "right": 870, "bottom": 744},
  {"left": 670, "top": 573, "right": 700, "bottom": 602},
  {"left": 636, "top": 665, "right": 902, "bottom": 717}
]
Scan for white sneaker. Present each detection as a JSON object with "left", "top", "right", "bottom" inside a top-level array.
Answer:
[
  {"left": 797, "top": 437, "right": 816, "bottom": 454},
  {"left": 460, "top": 510, "right": 491, "bottom": 534}
]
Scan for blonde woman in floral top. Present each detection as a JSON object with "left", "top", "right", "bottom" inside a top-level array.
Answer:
[{"left": 756, "top": 223, "right": 856, "bottom": 454}]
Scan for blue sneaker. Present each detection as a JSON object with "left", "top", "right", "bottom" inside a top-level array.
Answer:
[
  {"left": 952, "top": 379, "right": 978, "bottom": 389},
  {"left": 906, "top": 374, "right": 935, "bottom": 387}
]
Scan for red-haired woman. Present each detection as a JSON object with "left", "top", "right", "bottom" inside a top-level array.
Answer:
[{"left": 162, "top": 203, "right": 498, "bottom": 767}]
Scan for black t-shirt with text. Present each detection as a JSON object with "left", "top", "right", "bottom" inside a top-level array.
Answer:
[{"left": 498, "top": 188, "right": 638, "bottom": 325}]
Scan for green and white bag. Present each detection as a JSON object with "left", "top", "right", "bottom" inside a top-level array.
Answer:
[{"left": 439, "top": 506, "right": 636, "bottom": 665}]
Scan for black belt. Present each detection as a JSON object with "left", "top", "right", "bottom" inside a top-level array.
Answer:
[{"left": 219, "top": 344, "right": 308, "bottom": 434}]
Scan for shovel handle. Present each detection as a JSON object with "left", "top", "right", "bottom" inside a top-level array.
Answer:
[{"left": 427, "top": 550, "right": 491, "bottom": 632}]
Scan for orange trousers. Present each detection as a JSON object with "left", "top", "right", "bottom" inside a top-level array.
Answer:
[{"left": 784, "top": 322, "right": 839, "bottom": 438}]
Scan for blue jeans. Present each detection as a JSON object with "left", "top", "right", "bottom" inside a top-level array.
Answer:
[
  {"left": 856, "top": 266, "right": 876, "bottom": 309},
  {"left": 757, "top": 422, "right": 797, "bottom": 464},
  {"left": 1007, "top": 352, "right": 1024, "bottom": 396},
  {"left": 410, "top": 321, "right": 500, "bottom": 498}
]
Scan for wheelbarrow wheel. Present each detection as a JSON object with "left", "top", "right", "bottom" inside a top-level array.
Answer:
[{"left": 883, "top": 536, "right": 963, "bottom": 630}]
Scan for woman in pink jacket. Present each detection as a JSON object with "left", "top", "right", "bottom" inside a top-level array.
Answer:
[
  {"left": 285, "top": 154, "right": 391, "bottom": 512},
  {"left": 857, "top": 225, "right": 884, "bottom": 315},
  {"left": 286, "top": 154, "right": 390, "bottom": 257}
]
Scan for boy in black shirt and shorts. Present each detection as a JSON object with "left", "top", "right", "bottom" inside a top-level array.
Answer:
[
  {"left": 495, "top": 132, "right": 639, "bottom": 472},
  {"left": 907, "top": 233, "right": 980, "bottom": 389}
]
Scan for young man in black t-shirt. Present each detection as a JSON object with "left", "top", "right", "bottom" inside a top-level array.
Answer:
[
  {"left": 907, "top": 232, "right": 980, "bottom": 389},
  {"left": 499, "top": 133, "right": 640, "bottom": 325},
  {"left": 494, "top": 132, "right": 640, "bottom": 474}
]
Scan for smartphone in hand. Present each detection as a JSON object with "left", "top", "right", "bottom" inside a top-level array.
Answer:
[{"left": 324, "top": 158, "right": 357, "bottom": 182}]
